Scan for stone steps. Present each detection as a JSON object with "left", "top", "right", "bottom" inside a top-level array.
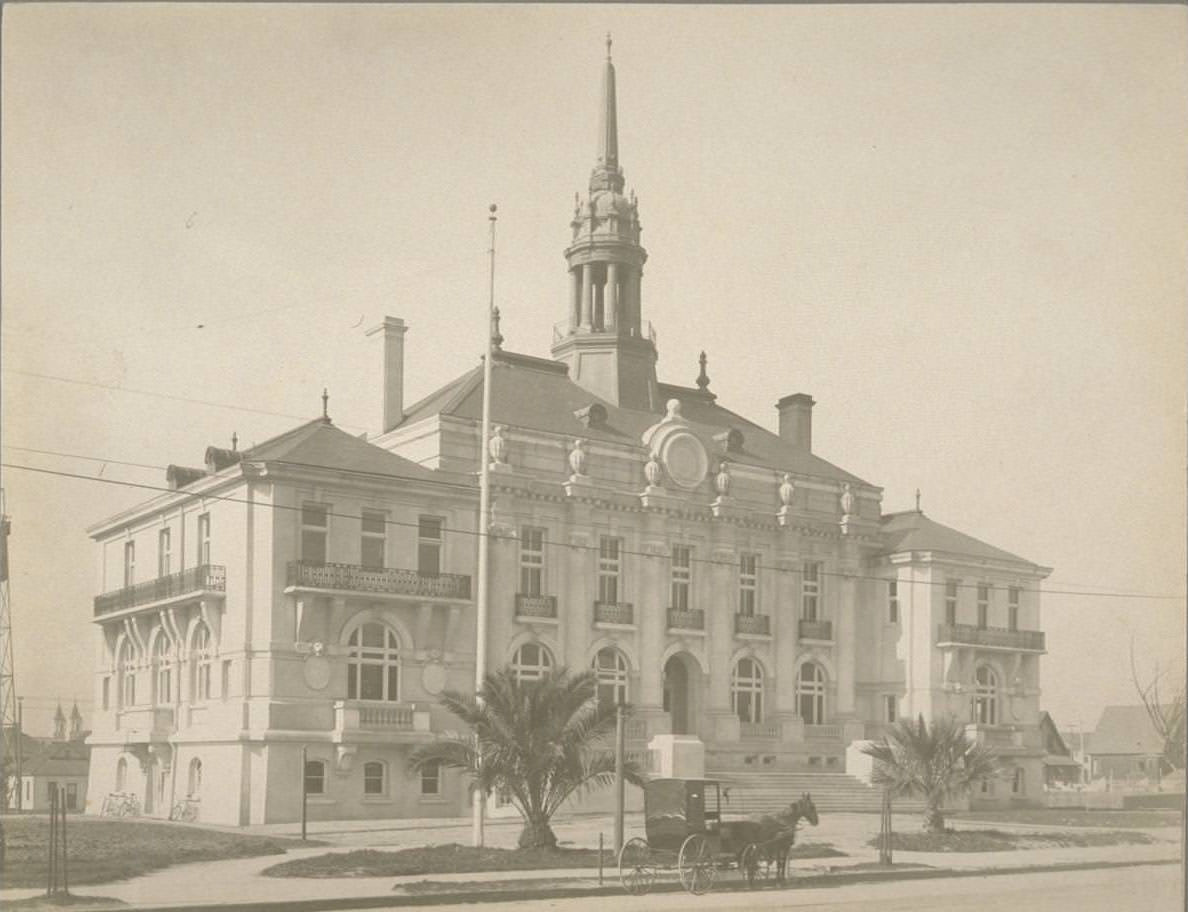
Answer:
[{"left": 708, "top": 771, "right": 926, "bottom": 814}]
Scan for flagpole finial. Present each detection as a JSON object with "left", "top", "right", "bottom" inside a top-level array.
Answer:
[
  {"left": 489, "top": 203, "right": 497, "bottom": 219},
  {"left": 322, "top": 388, "right": 330, "bottom": 421},
  {"left": 606, "top": 33, "right": 612, "bottom": 60},
  {"left": 915, "top": 488, "right": 922, "bottom": 513}
]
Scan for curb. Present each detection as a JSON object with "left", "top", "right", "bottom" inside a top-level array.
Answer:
[{"left": 96, "top": 855, "right": 1181, "bottom": 912}]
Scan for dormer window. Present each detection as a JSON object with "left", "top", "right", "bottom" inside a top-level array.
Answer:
[
  {"left": 574, "top": 403, "right": 608, "bottom": 428},
  {"left": 714, "top": 427, "right": 744, "bottom": 453}
]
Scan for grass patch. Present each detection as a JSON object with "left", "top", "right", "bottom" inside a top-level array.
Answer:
[
  {"left": 0, "top": 816, "right": 311, "bottom": 887},
  {"left": 870, "top": 828, "right": 1158, "bottom": 853},
  {"left": 264, "top": 841, "right": 846, "bottom": 878},
  {"left": 949, "top": 808, "right": 1183, "bottom": 829},
  {"left": 2, "top": 896, "right": 126, "bottom": 910}
]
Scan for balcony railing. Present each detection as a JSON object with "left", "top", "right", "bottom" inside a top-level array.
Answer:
[
  {"left": 594, "top": 601, "right": 634, "bottom": 625},
  {"left": 937, "top": 624, "right": 1045, "bottom": 652},
  {"left": 287, "top": 561, "right": 471, "bottom": 600},
  {"left": 624, "top": 718, "right": 648, "bottom": 741},
  {"left": 735, "top": 613, "right": 770, "bottom": 636},
  {"left": 334, "top": 699, "right": 429, "bottom": 733},
  {"left": 804, "top": 723, "right": 843, "bottom": 740},
  {"left": 798, "top": 619, "right": 833, "bottom": 641},
  {"left": 515, "top": 594, "right": 558, "bottom": 619},
  {"left": 741, "top": 720, "right": 781, "bottom": 740},
  {"left": 667, "top": 608, "right": 705, "bottom": 631},
  {"left": 95, "top": 564, "right": 226, "bottom": 616}
]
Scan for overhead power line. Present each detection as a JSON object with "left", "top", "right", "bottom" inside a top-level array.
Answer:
[{"left": 2, "top": 460, "right": 1183, "bottom": 603}]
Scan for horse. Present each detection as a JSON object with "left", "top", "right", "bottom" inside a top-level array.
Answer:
[{"left": 726, "top": 792, "right": 819, "bottom": 884}]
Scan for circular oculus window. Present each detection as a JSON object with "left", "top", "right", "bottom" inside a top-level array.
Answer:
[{"left": 660, "top": 431, "right": 709, "bottom": 489}]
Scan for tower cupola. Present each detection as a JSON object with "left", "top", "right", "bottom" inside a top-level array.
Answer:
[{"left": 551, "top": 37, "right": 658, "bottom": 411}]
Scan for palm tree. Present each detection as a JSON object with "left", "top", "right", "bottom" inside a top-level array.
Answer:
[
  {"left": 860, "top": 714, "right": 1001, "bottom": 833},
  {"left": 409, "top": 665, "right": 647, "bottom": 850}
]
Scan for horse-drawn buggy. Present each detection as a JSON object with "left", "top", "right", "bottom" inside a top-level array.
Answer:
[{"left": 617, "top": 778, "right": 818, "bottom": 895}]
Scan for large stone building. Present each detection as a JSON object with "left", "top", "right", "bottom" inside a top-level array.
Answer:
[{"left": 85, "top": 46, "right": 1051, "bottom": 825}]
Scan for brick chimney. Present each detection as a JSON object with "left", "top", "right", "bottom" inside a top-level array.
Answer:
[
  {"left": 776, "top": 393, "right": 814, "bottom": 452},
  {"left": 367, "top": 316, "right": 408, "bottom": 433}
]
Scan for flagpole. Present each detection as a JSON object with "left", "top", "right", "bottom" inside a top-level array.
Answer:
[{"left": 473, "top": 203, "right": 497, "bottom": 848}]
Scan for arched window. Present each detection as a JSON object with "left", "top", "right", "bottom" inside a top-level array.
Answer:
[
  {"left": 974, "top": 665, "right": 998, "bottom": 725},
  {"left": 153, "top": 635, "right": 172, "bottom": 705},
  {"left": 796, "top": 662, "right": 827, "bottom": 725},
  {"left": 346, "top": 622, "right": 400, "bottom": 701},
  {"left": 187, "top": 758, "right": 202, "bottom": 798},
  {"left": 510, "top": 642, "right": 553, "bottom": 683},
  {"left": 115, "top": 756, "right": 127, "bottom": 792},
  {"left": 363, "top": 760, "right": 386, "bottom": 796},
  {"left": 593, "top": 647, "right": 629, "bottom": 706},
  {"left": 118, "top": 639, "right": 137, "bottom": 708},
  {"left": 732, "top": 657, "right": 764, "bottom": 723},
  {"left": 191, "top": 623, "right": 213, "bottom": 702},
  {"left": 304, "top": 759, "right": 325, "bottom": 795}
]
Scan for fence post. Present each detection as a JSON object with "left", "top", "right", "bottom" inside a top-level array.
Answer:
[
  {"left": 598, "top": 832, "right": 604, "bottom": 885},
  {"left": 46, "top": 786, "right": 56, "bottom": 896}
]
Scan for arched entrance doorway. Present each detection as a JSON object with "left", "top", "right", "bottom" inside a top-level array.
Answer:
[{"left": 663, "top": 653, "right": 700, "bottom": 735}]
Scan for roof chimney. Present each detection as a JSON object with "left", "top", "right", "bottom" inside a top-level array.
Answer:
[
  {"left": 776, "top": 393, "right": 814, "bottom": 452},
  {"left": 367, "top": 316, "right": 408, "bottom": 433}
]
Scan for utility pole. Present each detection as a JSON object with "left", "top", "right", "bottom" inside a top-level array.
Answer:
[
  {"left": 614, "top": 702, "right": 625, "bottom": 853},
  {"left": 0, "top": 493, "right": 18, "bottom": 813},
  {"left": 472, "top": 204, "right": 497, "bottom": 848}
]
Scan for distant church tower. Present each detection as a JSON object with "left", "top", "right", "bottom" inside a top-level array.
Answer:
[
  {"left": 53, "top": 701, "right": 67, "bottom": 741},
  {"left": 550, "top": 37, "right": 659, "bottom": 411},
  {"left": 69, "top": 701, "right": 84, "bottom": 741}
]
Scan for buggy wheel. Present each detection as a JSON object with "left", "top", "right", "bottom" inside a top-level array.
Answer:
[
  {"left": 618, "top": 837, "right": 656, "bottom": 895},
  {"left": 739, "top": 843, "right": 766, "bottom": 889},
  {"left": 678, "top": 834, "right": 716, "bottom": 895}
]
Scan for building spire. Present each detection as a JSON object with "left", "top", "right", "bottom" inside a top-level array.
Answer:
[{"left": 592, "top": 35, "right": 622, "bottom": 192}]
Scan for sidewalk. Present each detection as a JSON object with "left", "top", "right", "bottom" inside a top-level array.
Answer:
[{"left": 2, "top": 811, "right": 1180, "bottom": 909}]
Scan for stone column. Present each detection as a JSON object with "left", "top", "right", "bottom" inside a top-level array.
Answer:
[
  {"left": 639, "top": 536, "right": 668, "bottom": 724},
  {"left": 605, "top": 263, "right": 619, "bottom": 333},
  {"left": 835, "top": 562, "right": 857, "bottom": 717},
  {"left": 580, "top": 263, "right": 593, "bottom": 330},
  {"left": 570, "top": 268, "right": 581, "bottom": 331}
]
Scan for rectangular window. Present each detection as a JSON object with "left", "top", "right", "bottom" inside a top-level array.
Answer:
[
  {"left": 1012, "top": 767, "right": 1025, "bottom": 795},
  {"left": 738, "top": 554, "right": 758, "bottom": 616},
  {"left": 102, "top": 677, "right": 110, "bottom": 711},
  {"left": 123, "top": 541, "right": 136, "bottom": 588},
  {"left": 977, "top": 584, "right": 990, "bottom": 629},
  {"left": 221, "top": 660, "right": 232, "bottom": 701},
  {"left": 520, "top": 527, "right": 545, "bottom": 596},
  {"left": 945, "top": 580, "right": 959, "bottom": 626},
  {"left": 158, "top": 528, "right": 172, "bottom": 577},
  {"left": 418, "top": 516, "right": 443, "bottom": 575},
  {"left": 671, "top": 545, "right": 692, "bottom": 612},
  {"left": 48, "top": 781, "right": 59, "bottom": 803},
  {"left": 301, "top": 504, "right": 329, "bottom": 564},
  {"left": 363, "top": 762, "right": 385, "bottom": 796},
  {"left": 420, "top": 760, "right": 441, "bottom": 796},
  {"left": 360, "top": 509, "right": 386, "bottom": 569},
  {"left": 304, "top": 760, "right": 325, "bottom": 795},
  {"left": 196, "top": 513, "right": 211, "bottom": 566},
  {"left": 598, "top": 536, "right": 622, "bottom": 604},
  {"left": 1008, "top": 587, "right": 1021, "bottom": 632},
  {"left": 888, "top": 580, "right": 899, "bottom": 624},
  {"left": 802, "top": 562, "right": 821, "bottom": 621},
  {"left": 885, "top": 695, "right": 898, "bottom": 723},
  {"left": 66, "top": 782, "right": 78, "bottom": 810}
]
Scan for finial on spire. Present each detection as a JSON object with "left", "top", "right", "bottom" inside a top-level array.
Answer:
[
  {"left": 231, "top": 431, "right": 238, "bottom": 452},
  {"left": 492, "top": 306, "right": 503, "bottom": 351},
  {"left": 696, "top": 350, "right": 710, "bottom": 392},
  {"left": 606, "top": 32, "right": 613, "bottom": 60},
  {"left": 915, "top": 488, "right": 922, "bottom": 513},
  {"left": 322, "top": 388, "right": 330, "bottom": 421}
]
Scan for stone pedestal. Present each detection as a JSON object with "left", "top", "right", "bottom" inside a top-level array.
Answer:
[{"left": 649, "top": 734, "right": 705, "bottom": 779}]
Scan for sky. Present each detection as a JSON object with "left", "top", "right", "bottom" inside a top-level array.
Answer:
[{"left": 2, "top": 3, "right": 1185, "bottom": 737}]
